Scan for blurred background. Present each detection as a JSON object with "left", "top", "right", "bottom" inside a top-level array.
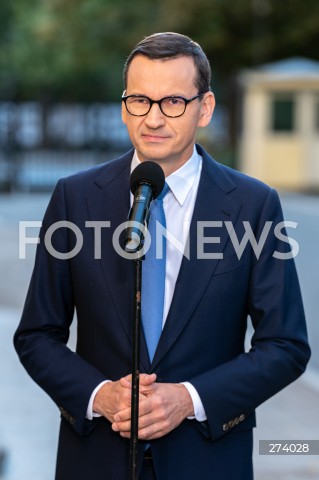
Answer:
[{"left": 0, "top": 0, "right": 318, "bottom": 478}]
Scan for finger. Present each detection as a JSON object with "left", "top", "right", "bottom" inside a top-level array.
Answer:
[
  {"left": 138, "top": 422, "right": 163, "bottom": 440},
  {"left": 113, "top": 395, "right": 151, "bottom": 424},
  {"left": 113, "top": 407, "right": 131, "bottom": 423},
  {"left": 113, "top": 411, "right": 156, "bottom": 436},
  {"left": 120, "top": 373, "right": 157, "bottom": 394},
  {"left": 112, "top": 409, "right": 133, "bottom": 433},
  {"left": 137, "top": 413, "right": 173, "bottom": 440},
  {"left": 139, "top": 373, "right": 157, "bottom": 385},
  {"left": 113, "top": 395, "right": 154, "bottom": 433},
  {"left": 119, "top": 374, "right": 132, "bottom": 388},
  {"left": 139, "top": 374, "right": 157, "bottom": 396},
  {"left": 112, "top": 418, "right": 132, "bottom": 433}
]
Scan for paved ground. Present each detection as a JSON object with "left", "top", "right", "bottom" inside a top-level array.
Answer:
[{"left": 0, "top": 191, "right": 318, "bottom": 480}]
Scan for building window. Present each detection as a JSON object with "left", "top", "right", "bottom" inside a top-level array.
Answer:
[{"left": 271, "top": 94, "right": 295, "bottom": 132}]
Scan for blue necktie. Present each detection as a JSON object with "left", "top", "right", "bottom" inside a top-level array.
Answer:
[{"left": 142, "top": 183, "right": 169, "bottom": 362}]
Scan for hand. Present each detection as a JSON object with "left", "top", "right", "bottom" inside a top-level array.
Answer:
[
  {"left": 93, "top": 373, "right": 157, "bottom": 423},
  {"left": 112, "top": 382, "right": 194, "bottom": 440}
]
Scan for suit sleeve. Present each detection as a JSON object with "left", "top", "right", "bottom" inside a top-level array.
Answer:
[
  {"left": 13, "top": 179, "right": 107, "bottom": 436},
  {"left": 189, "top": 188, "right": 311, "bottom": 441}
]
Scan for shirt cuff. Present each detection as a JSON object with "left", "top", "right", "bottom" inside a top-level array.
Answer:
[
  {"left": 181, "top": 381, "right": 207, "bottom": 422},
  {"left": 86, "top": 380, "right": 110, "bottom": 420}
]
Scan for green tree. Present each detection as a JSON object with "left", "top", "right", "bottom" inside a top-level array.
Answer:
[
  {"left": 5, "top": 0, "right": 162, "bottom": 100},
  {"left": 1, "top": 0, "right": 319, "bottom": 102},
  {"left": 0, "top": 0, "right": 15, "bottom": 98}
]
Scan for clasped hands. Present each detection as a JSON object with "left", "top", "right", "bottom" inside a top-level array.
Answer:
[{"left": 93, "top": 373, "right": 194, "bottom": 440}]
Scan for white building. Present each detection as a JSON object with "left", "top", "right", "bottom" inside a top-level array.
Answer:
[{"left": 239, "top": 58, "right": 319, "bottom": 190}]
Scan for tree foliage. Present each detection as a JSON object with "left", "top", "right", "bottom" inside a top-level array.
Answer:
[{"left": 1, "top": 0, "right": 319, "bottom": 101}]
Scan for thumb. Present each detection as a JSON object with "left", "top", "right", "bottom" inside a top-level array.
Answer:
[
  {"left": 119, "top": 374, "right": 132, "bottom": 388},
  {"left": 140, "top": 373, "right": 157, "bottom": 385}
]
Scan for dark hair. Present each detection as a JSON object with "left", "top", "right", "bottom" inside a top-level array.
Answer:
[{"left": 123, "top": 32, "right": 211, "bottom": 93}]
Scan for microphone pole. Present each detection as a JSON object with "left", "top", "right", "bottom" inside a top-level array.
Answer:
[
  {"left": 125, "top": 185, "right": 153, "bottom": 480},
  {"left": 125, "top": 162, "right": 165, "bottom": 480},
  {"left": 129, "top": 256, "right": 142, "bottom": 480}
]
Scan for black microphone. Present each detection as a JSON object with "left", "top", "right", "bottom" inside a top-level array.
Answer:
[{"left": 125, "top": 161, "right": 165, "bottom": 254}]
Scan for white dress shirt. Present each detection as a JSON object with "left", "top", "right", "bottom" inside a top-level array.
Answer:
[{"left": 87, "top": 146, "right": 207, "bottom": 422}]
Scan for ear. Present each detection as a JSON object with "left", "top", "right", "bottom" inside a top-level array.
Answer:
[{"left": 197, "top": 92, "right": 215, "bottom": 128}]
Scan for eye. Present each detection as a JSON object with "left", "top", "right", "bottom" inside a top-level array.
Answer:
[
  {"left": 167, "top": 97, "right": 184, "bottom": 106},
  {"left": 130, "top": 97, "right": 149, "bottom": 104}
]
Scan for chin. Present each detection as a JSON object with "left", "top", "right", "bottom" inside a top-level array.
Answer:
[{"left": 138, "top": 146, "right": 171, "bottom": 162}]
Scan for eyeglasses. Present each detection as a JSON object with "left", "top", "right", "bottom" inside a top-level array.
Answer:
[{"left": 122, "top": 92, "right": 206, "bottom": 118}]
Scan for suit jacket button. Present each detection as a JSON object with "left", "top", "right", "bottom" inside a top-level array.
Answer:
[
  {"left": 228, "top": 420, "right": 234, "bottom": 429},
  {"left": 239, "top": 414, "right": 245, "bottom": 422},
  {"left": 223, "top": 423, "right": 229, "bottom": 431},
  {"left": 234, "top": 417, "right": 240, "bottom": 425}
]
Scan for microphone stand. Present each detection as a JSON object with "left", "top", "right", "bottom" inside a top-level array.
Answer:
[
  {"left": 129, "top": 257, "right": 142, "bottom": 480},
  {"left": 125, "top": 230, "right": 146, "bottom": 480}
]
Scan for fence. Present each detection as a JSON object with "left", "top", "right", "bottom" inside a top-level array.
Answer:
[{"left": 0, "top": 102, "right": 131, "bottom": 191}]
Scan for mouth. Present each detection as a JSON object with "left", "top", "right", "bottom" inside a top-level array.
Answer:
[{"left": 141, "top": 133, "right": 169, "bottom": 143}]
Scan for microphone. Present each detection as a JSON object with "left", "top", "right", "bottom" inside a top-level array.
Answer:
[{"left": 125, "top": 161, "right": 165, "bottom": 254}]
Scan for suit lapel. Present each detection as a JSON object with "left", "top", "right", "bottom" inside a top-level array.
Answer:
[
  {"left": 152, "top": 147, "right": 242, "bottom": 368},
  {"left": 85, "top": 150, "right": 151, "bottom": 371}
]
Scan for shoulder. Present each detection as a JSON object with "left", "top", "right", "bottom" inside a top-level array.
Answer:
[
  {"left": 59, "top": 149, "right": 134, "bottom": 190},
  {"left": 43, "top": 149, "right": 133, "bottom": 219},
  {"left": 197, "top": 144, "right": 276, "bottom": 203},
  {"left": 196, "top": 144, "right": 283, "bottom": 224}
]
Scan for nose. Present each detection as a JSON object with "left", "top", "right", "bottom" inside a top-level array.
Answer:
[{"left": 144, "top": 102, "right": 166, "bottom": 128}]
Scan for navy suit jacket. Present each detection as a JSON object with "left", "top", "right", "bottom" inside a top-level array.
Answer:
[{"left": 14, "top": 145, "right": 310, "bottom": 480}]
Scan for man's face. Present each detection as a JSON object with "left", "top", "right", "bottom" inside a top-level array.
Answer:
[{"left": 122, "top": 54, "right": 215, "bottom": 175}]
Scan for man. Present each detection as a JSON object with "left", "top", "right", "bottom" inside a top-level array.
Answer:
[{"left": 14, "top": 32, "right": 310, "bottom": 480}]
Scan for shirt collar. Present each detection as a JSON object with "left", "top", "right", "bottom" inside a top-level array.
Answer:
[{"left": 131, "top": 146, "right": 202, "bottom": 206}]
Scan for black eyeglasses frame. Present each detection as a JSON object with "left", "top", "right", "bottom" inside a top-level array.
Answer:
[{"left": 121, "top": 92, "right": 206, "bottom": 118}]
